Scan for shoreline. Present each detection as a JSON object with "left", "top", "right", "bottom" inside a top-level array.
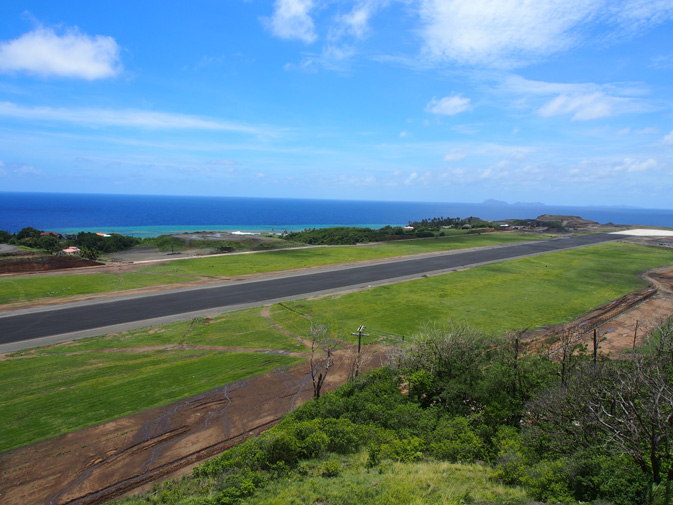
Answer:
[{"left": 49, "top": 223, "right": 402, "bottom": 239}]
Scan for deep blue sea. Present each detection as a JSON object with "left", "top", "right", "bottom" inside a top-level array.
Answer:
[{"left": 1, "top": 192, "right": 672, "bottom": 237}]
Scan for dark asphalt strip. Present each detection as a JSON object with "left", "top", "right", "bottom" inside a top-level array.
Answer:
[{"left": 0, "top": 233, "right": 622, "bottom": 346}]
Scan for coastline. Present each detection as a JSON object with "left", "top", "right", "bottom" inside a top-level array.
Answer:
[{"left": 49, "top": 224, "right": 401, "bottom": 238}]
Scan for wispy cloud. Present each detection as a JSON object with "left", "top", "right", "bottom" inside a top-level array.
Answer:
[
  {"left": 444, "top": 150, "right": 466, "bottom": 162},
  {"left": 0, "top": 159, "right": 42, "bottom": 177},
  {"left": 265, "top": 0, "right": 317, "bottom": 43},
  {"left": 0, "top": 26, "right": 121, "bottom": 80},
  {"left": 417, "top": 0, "right": 599, "bottom": 67},
  {"left": 417, "top": 0, "right": 673, "bottom": 68},
  {"left": 664, "top": 130, "right": 673, "bottom": 145},
  {"left": 501, "top": 75, "right": 656, "bottom": 120},
  {"left": 614, "top": 158, "right": 657, "bottom": 173},
  {"left": 538, "top": 92, "right": 632, "bottom": 120},
  {"left": 426, "top": 94, "right": 471, "bottom": 116},
  {"left": 0, "top": 102, "right": 272, "bottom": 135}
]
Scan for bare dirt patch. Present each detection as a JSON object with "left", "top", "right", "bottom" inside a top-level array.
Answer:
[
  {"left": 0, "top": 346, "right": 386, "bottom": 505},
  {"left": 0, "top": 256, "right": 103, "bottom": 274}
]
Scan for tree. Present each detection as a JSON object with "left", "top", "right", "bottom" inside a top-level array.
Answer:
[
  {"left": 78, "top": 246, "right": 101, "bottom": 261},
  {"left": 38, "top": 235, "right": 61, "bottom": 254},
  {"left": 526, "top": 322, "right": 673, "bottom": 501},
  {"left": 308, "top": 324, "right": 338, "bottom": 399},
  {"left": 0, "top": 230, "right": 11, "bottom": 243},
  {"left": 16, "top": 227, "right": 42, "bottom": 241}
]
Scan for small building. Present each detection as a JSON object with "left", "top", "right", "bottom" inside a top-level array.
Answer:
[
  {"left": 40, "top": 231, "right": 60, "bottom": 237},
  {"left": 61, "top": 246, "right": 80, "bottom": 256},
  {"left": 403, "top": 226, "right": 414, "bottom": 230}
]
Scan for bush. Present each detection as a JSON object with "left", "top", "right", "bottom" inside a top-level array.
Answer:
[
  {"left": 426, "top": 416, "right": 486, "bottom": 463},
  {"left": 259, "top": 433, "right": 301, "bottom": 469},
  {"left": 522, "top": 459, "right": 574, "bottom": 504},
  {"left": 323, "top": 418, "right": 361, "bottom": 454},
  {"left": 380, "top": 436, "right": 423, "bottom": 463},
  {"left": 320, "top": 457, "right": 343, "bottom": 478}
]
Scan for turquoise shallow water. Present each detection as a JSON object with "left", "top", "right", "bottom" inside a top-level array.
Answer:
[{"left": 49, "top": 224, "right": 396, "bottom": 238}]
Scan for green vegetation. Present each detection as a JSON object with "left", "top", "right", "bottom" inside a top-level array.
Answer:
[
  {"left": 143, "top": 234, "right": 296, "bottom": 253},
  {"left": 242, "top": 457, "right": 531, "bottom": 505},
  {"left": 2, "top": 242, "right": 671, "bottom": 455},
  {"left": 0, "top": 272, "right": 202, "bottom": 304},
  {"left": 281, "top": 219, "right": 497, "bottom": 245},
  {"left": 0, "top": 232, "right": 539, "bottom": 305},
  {"left": 0, "top": 313, "right": 303, "bottom": 452},
  {"left": 3, "top": 239, "right": 673, "bottom": 503},
  {"left": 118, "top": 321, "right": 673, "bottom": 505},
  {"left": 142, "top": 232, "right": 539, "bottom": 277},
  {"left": 272, "top": 242, "right": 673, "bottom": 338},
  {"left": 0, "top": 226, "right": 142, "bottom": 253}
]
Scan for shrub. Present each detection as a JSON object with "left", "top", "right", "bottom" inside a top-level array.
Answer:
[
  {"left": 259, "top": 433, "right": 301, "bottom": 469},
  {"left": 426, "top": 416, "right": 486, "bottom": 463},
  {"left": 320, "top": 458, "right": 343, "bottom": 478},
  {"left": 323, "top": 418, "right": 361, "bottom": 454},
  {"left": 380, "top": 436, "right": 423, "bottom": 463},
  {"left": 522, "top": 459, "right": 574, "bottom": 504}
]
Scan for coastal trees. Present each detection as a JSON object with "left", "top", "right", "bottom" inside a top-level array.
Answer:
[
  {"left": 16, "top": 226, "right": 42, "bottom": 241},
  {"left": 38, "top": 235, "right": 61, "bottom": 253}
]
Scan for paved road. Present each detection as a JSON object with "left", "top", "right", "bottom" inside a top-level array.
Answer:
[{"left": 0, "top": 233, "right": 622, "bottom": 352}]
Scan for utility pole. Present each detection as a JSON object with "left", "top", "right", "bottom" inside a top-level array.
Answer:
[
  {"left": 350, "top": 325, "right": 369, "bottom": 377},
  {"left": 593, "top": 328, "right": 598, "bottom": 368}
]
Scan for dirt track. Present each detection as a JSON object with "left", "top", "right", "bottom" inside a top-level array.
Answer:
[{"left": 0, "top": 346, "right": 386, "bottom": 505}]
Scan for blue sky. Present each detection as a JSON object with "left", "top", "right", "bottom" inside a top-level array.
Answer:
[{"left": 0, "top": 1, "right": 672, "bottom": 208}]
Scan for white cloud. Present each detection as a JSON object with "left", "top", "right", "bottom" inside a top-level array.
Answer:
[
  {"left": 0, "top": 102, "right": 270, "bottom": 135},
  {"left": 615, "top": 158, "right": 657, "bottom": 173},
  {"left": 417, "top": 0, "right": 673, "bottom": 68},
  {"left": 664, "top": 130, "right": 673, "bottom": 145},
  {"left": 266, "top": 0, "right": 317, "bottom": 43},
  {"left": 538, "top": 92, "right": 626, "bottom": 120},
  {"left": 14, "top": 164, "right": 42, "bottom": 175},
  {"left": 0, "top": 26, "right": 121, "bottom": 80},
  {"left": 608, "top": 0, "right": 673, "bottom": 32},
  {"left": 452, "top": 124, "right": 479, "bottom": 135},
  {"left": 335, "top": 1, "right": 383, "bottom": 39},
  {"left": 444, "top": 150, "right": 466, "bottom": 162},
  {"left": 500, "top": 75, "right": 656, "bottom": 120},
  {"left": 0, "top": 160, "right": 42, "bottom": 176},
  {"left": 634, "top": 127, "right": 660, "bottom": 134},
  {"left": 426, "top": 95, "right": 471, "bottom": 116},
  {"left": 417, "top": 0, "right": 600, "bottom": 67},
  {"left": 404, "top": 172, "right": 418, "bottom": 185}
]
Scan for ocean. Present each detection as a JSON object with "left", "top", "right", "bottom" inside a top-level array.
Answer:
[{"left": 1, "top": 192, "right": 672, "bottom": 237}]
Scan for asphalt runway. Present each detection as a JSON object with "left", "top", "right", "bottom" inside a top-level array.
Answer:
[{"left": 0, "top": 233, "right": 622, "bottom": 352}]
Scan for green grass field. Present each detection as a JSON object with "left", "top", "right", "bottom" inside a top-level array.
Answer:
[
  {"left": 240, "top": 454, "right": 531, "bottom": 505},
  {"left": 142, "top": 232, "right": 541, "bottom": 277},
  {"left": 270, "top": 242, "right": 673, "bottom": 339},
  {"left": 0, "top": 347, "right": 302, "bottom": 453},
  {"left": 1, "top": 241, "right": 671, "bottom": 454},
  {"left": 0, "top": 233, "right": 540, "bottom": 305}
]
